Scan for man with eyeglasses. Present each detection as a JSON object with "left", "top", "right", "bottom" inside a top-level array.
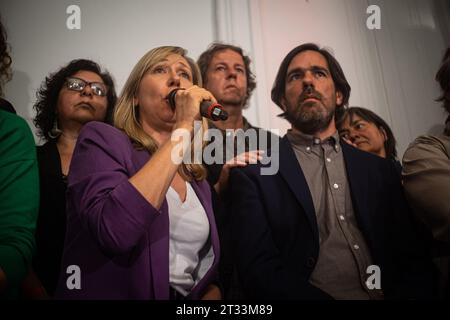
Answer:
[{"left": 20, "top": 59, "right": 117, "bottom": 298}]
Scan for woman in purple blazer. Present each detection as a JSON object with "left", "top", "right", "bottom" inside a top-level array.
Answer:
[{"left": 55, "top": 46, "right": 221, "bottom": 300}]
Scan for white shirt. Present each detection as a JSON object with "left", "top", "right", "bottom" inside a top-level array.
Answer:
[{"left": 167, "top": 182, "right": 214, "bottom": 296}]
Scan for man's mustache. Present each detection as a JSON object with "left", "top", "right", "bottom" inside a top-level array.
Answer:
[{"left": 298, "top": 86, "right": 322, "bottom": 104}]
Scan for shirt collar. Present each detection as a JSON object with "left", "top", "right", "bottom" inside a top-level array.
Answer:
[
  {"left": 286, "top": 129, "right": 341, "bottom": 152},
  {"left": 208, "top": 116, "right": 253, "bottom": 132}
]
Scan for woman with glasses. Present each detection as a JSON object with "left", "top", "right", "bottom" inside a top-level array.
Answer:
[
  {"left": 26, "top": 59, "right": 117, "bottom": 298},
  {"left": 55, "top": 46, "right": 221, "bottom": 300}
]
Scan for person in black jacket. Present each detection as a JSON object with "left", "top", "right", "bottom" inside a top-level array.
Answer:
[
  {"left": 24, "top": 59, "right": 117, "bottom": 297},
  {"left": 229, "top": 43, "right": 434, "bottom": 299}
]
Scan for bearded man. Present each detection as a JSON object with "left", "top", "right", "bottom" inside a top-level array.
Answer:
[{"left": 228, "top": 43, "right": 435, "bottom": 300}]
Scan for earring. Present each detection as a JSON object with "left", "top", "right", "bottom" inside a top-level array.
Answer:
[{"left": 48, "top": 119, "right": 62, "bottom": 139}]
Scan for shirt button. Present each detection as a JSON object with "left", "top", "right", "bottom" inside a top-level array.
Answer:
[
  {"left": 306, "top": 147, "right": 311, "bottom": 152},
  {"left": 339, "top": 215, "right": 345, "bottom": 221},
  {"left": 353, "top": 244, "right": 360, "bottom": 250},
  {"left": 333, "top": 183, "right": 339, "bottom": 189},
  {"left": 326, "top": 158, "right": 331, "bottom": 163}
]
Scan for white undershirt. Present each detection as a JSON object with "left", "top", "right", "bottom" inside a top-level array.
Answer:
[{"left": 167, "top": 182, "right": 214, "bottom": 296}]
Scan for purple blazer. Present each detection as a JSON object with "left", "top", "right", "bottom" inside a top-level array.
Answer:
[{"left": 55, "top": 121, "right": 220, "bottom": 300}]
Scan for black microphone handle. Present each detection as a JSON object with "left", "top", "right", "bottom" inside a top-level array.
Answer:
[
  {"left": 200, "top": 101, "right": 228, "bottom": 121},
  {"left": 167, "top": 89, "right": 228, "bottom": 121},
  {"left": 167, "top": 88, "right": 180, "bottom": 112}
]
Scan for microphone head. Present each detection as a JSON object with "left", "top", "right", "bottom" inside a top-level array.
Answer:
[
  {"left": 167, "top": 88, "right": 228, "bottom": 121},
  {"left": 220, "top": 111, "right": 228, "bottom": 120},
  {"left": 213, "top": 107, "right": 228, "bottom": 120}
]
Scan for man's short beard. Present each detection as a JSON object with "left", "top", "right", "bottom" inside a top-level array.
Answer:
[
  {"left": 283, "top": 101, "right": 335, "bottom": 135},
  {"left": 219, "top": 95, "right": 246, "bottom": 107}
]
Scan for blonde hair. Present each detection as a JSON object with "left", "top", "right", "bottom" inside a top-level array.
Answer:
[{"left": 114, "top": 46, "right": 208, "bottom": 181}]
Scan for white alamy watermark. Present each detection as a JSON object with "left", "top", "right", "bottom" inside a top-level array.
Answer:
[
  {"left": 366, "top": 265, "right": 381, "bottom": 290},
  {"left": 66, "top": 5, "right": 81, "bottom": 30},
  {"left": 66, "top": 265, "right": 81, "bottom": 290},
  {"left": 366, "top": 5, "right": 381, "bottom": 30},
  {"left": 171, "top": 121, "right": 280, "bottom": 175},
  {"left": 65, "top": 264, "right": 379, "bottom": 292}
]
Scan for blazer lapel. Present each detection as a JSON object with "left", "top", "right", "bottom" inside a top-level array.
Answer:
[
  {"left": 278, "top": 135, "right": 319, "bottom": 240},
  {"left": 132, "top": 149, "right": 170, "bottom": 300},
  {"left": 341, "top": 142, "right": 372, "bottom": 240}
]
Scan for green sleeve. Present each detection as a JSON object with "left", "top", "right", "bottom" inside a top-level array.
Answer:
[{"left": 0, "top": 111, "right": 39, "bottom": 297}]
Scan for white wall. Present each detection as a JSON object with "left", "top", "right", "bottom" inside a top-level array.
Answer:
[
  {"left": 1, "top": 0, "right": 449, "bottom": 157},
  {"left": 0, "top": 0, "right": 215, "bottom": 142},
  {"left": 245, "top": 0, "right": 448, "bottom": 157}
]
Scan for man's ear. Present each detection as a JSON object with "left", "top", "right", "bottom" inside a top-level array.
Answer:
[{"left": 336, "top": 91, "right": 343, "bottom": 106}]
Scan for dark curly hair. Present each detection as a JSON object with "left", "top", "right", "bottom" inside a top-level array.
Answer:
[
  {"left": 33, "top": 59, "right": 117, "bottom": 142},
  {"left": 197, "top": 42, "right": 256, "bottom": 108},
  {"left": 0, "top": 16, "right": 12, "bottom": 97}
]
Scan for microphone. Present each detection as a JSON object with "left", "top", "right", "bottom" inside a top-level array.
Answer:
[{"left": 166, "top": 88, "right": 228, "bottom": 121}]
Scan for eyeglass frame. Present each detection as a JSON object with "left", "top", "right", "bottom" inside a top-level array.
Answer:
[{"left": 65, "top": 76, "right": 108, "bottom": 97}]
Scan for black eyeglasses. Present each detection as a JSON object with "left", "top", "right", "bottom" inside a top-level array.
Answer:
[{"left": 65, "top": 77, "right": 108, "bottom": 97}]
